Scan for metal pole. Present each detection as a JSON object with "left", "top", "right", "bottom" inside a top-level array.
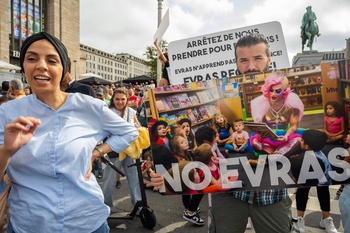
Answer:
[
  {"left": 156, "top": 0, "right": 163, "bottom": 86},
  {"left": 73, "top": 60, "right": 77, "bottom": 79}
]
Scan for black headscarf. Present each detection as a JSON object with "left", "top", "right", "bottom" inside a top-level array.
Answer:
[{"left": 20, "top": 32, "right": 69, "bottom": 82}]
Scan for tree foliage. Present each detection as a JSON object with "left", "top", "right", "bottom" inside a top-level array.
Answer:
[{"left": 143, "top": 40, "right": 168, "bottom": 79}]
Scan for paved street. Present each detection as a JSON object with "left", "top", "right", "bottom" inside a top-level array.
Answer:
[{"left": 98, "top": 175, "right": 344, "bottom": 233}]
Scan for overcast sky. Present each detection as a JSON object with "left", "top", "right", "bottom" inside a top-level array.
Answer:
[{"left": 80, "top": 0, "right": 350, "bottom": 65}]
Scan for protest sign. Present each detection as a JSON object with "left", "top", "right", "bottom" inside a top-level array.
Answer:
[
  {"left": 168, "top": 21, "right": 289, "bottom": 84},
  {"left": 148, "top": 23, "right": 348, "bottom": 195},
  {"left": 152, "top": 145, "right": 350, "bottom": 195}
]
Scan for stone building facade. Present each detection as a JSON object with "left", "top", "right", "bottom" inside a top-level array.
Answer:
[{"left": 0, "top": 0, "right": 150, "bottom": 83}]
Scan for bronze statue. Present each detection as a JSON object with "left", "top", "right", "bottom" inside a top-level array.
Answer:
[{"left": 300, "top": 6, "right": 321, "bottom": 52}]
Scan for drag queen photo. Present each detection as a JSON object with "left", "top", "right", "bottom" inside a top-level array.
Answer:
[{"left": 250, "top": 72, "right": 304, "bottom": 159}]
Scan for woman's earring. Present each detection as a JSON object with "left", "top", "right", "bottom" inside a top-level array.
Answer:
[{"left": 22, "top": 73, "right": 27, "bottom": 84}]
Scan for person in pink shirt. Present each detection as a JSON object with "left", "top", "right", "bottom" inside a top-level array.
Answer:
[
  {"left": 127, "top": 87, "right": 138, "bottom": 110},
  {"left": 225, "top": 119, "right": 249, "bottom": 153},
  {"left": 323, "top": 101, "right": 345, "bottom": 144}
]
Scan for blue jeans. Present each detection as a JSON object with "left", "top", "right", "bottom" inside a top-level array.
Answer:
[
  {"left": 340, "top": 184, "right": 350, "bottom": 233},
  {"left": 92, "top": 221, "right": 110, "bottom": 233},
  {"left": 224, "top": 144, "right": 248, "bottom": 152},
  {"left": 7, "top": 220, "right": 110, "bottom": 233},
  {"left": 102, "top": 156, "right": 141, "bottom": 208},
  {"left": 92, "top": 161, "right": 103, "bottom": 175}
]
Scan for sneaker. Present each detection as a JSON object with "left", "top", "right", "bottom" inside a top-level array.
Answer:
[
  {"left": 115, "top": 180, "right": 121, "bottom": 189},
  {"left": 183, "top": 207, "right": 200, "bottom": 215},
  {"left": 97, "top": 174, "right": 103, "bottom": 178},
  {"left": 183, "top": 210, "right": 205, "bottom": 226},
  {"left": 319, "top": 217, "right": 338, "bottom": 233},
  {"left": 296, "top": 217, "right": 305, "bottom": 233}
]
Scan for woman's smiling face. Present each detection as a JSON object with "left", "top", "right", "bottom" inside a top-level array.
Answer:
[
  {"left": 23, "top": 39, "right": 63, "bottom": 95},
  {"left": 113, "top": 92, "right": 127, "bottom": 111}
]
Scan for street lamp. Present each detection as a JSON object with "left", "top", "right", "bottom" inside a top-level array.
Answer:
[
  {"left": 156, "top": 0, "right": 163, "bottom": 85},
  {"left": 73, "top": 60, "right": 77, "bottom": 79}
]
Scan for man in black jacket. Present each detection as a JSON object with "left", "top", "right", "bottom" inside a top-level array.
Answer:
[{"left": 60, "top": 58, "right": 96, "bottom": 98}]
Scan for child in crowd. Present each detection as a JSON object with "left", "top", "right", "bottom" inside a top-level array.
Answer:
[
  {"left": 323, "top": 101, "right": 345, "bottom": 144},
  {"left": 170, "top": 136, "right": 193, "bottom": 162},
  {"left": 292, "top": 130, "right": 338, "bottom": 233},
  {"left": 169, "top": 123, "right": 187, "bottom": 140},
  {"left": 194, "top": 143, "right": 221, "bottom": 186},
  {"left": 167, "top": 159, "right": 201, "bottom": 194},
  {"left": 339, "top": 132, "right": 350, "bottom": 232},
  {"left": 169, "top": 135, "right": 204, "bottom": 226},
  {"left": 225, "top": 119, "right": 249, "bottom": 153},
  {"left": 179, "top": 118, "right": 197, "bottom": 152},
  {"left": 141, "top": 151, "right": 154, "bottom": 189},
  {"left": 195, "top": 126, "right": 226, "bottom": 160},
  {"left": 212, "top": 113, "right": 234, "bottom": 146},
  {"left": 150, "top": 120, "right": 171, "bottom": 150}
]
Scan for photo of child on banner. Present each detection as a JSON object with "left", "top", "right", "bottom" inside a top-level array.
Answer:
[{"left": 147, "top": 72, "right": 350, "bottom": 195}]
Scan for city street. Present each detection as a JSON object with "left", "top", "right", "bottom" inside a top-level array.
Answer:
[{"left": 98, "top": 176, "right": 344, "bottom": 233}]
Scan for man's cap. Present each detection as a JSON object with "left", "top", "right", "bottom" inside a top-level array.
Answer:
[{"left": 96, "top": 88, "right": 104, "bottom": 96}]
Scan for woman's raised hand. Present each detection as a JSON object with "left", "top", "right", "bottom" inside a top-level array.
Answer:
[{"left": 3, "top": 116, "right": 41, "bottom": 157}]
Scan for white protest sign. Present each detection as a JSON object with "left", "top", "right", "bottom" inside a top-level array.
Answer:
[
  {"left": 168, "top": 21, "right": 290, "bottom": 84},
  {"left": 153, "top": 9, "right": 170, "bottom": 42}
]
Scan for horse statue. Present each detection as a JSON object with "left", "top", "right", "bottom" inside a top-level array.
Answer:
[{"left": 300, "top": 6, "right": 321, "bottom": 52}]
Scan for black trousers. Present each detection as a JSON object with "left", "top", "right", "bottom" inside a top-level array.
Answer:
[
  {"left": 296, "top": 186, "right": 330, "bottom": 212},
  {"left": 182, "top": 194, "right": 204, "bottom": 212}
]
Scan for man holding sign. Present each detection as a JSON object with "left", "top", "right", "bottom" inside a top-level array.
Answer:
[
  {"left": 209, "top": 33, "right": 295, "bottom": 233},
  {"left": 150, "top": 32, "right": 297, "bottom": 232}
]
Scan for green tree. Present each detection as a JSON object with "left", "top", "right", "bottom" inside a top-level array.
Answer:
[{"left": 143, "top": 40, "right": 168, "bottom": 80}]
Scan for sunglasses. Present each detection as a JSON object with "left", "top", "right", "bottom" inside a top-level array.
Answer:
[{"left": 269, "top": 88, "right": 283, "bottom": 94}]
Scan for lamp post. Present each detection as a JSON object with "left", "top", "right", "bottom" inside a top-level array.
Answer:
[
  {"left": 73, "top": 60, "right": 77, "bottom": 79},
  {"left": 156, "top": 0, "right": 163, "bottom": 85}
]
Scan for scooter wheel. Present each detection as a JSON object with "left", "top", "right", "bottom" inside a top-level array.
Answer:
[{"left": 140, "top": 207, "right": 156, "bottom": 229}]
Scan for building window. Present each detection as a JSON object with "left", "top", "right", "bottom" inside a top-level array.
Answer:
[{"left": 10, "top": 0, "right": 45, "bottom": 54}]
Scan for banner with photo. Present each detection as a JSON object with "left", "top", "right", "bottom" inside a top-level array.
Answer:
[{"left": 147, "top": 23, "right": 348, "bottom": 195}]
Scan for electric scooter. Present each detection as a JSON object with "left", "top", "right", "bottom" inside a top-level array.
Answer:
[{"left": 101, "top": 156, "right": 157, "bottom": 229}]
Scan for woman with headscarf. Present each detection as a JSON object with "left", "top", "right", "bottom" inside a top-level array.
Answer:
[{"left": 0, "top": 32, "right": 138, "bottom": 233}]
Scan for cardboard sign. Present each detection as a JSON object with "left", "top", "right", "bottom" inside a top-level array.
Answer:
[
  {"left": 153, "top": 9, "right": 170, "bottom": 42},
  {"left": 168, "top": 21, "right": 290, "bottom": 84}
]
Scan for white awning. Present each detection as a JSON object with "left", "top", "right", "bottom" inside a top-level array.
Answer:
[{"left": 0, "top": 60, "right": 21, "bottom": 70}]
